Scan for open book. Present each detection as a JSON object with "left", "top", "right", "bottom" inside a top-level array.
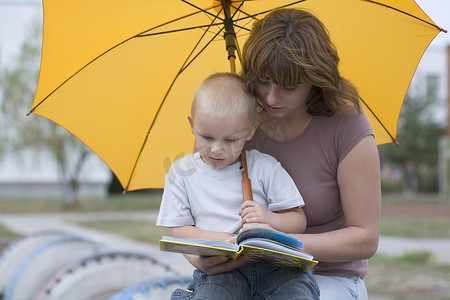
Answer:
[{"left": 160, "top": 228, "right": 318, "bottom": 272}]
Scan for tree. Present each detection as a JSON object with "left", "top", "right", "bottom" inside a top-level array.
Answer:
[
  {"left": 0, "top": 16, "right": 93, "bottom": 209},
  {"left": 378, "top": 79, "right": 444, "bottom": 195}
]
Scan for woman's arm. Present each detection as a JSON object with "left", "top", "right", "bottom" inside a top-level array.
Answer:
[{"left": 292, "top": 135, "right": 381, "bottom": 262}]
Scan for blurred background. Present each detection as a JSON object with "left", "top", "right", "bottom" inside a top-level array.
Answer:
[{"left": 1, "top": 0, "right": 450, "bottom": 204}]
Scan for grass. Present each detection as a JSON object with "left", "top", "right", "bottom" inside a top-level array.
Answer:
[
  {"left": 1, "top": 192, "right": 449, "bottom": 241},
  {"left": 382, "top": 193, "right": 441, "bottom": 204},
  {"left": 0, "top": 190, "right": 163, "bottom": 213},
  {"left": 367, "top": 252, "right": 450, "bottom": 300},
  {"left": 380, "top": 193, "right": 450, "bottom": 239},
  {"left": 0, "top": 223, "right": 22, "bottom": 252},
  {"left": 74, "top": 219, "right": 170, "bottom": 245},
  {"left": 380, "top": 215, "right": 450, "bottom": 239}
]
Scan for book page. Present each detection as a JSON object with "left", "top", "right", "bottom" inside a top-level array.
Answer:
[
  {"left": 237, "top": 228, "right": 303, "bottom": 250},
  {"left": 160, "top": 236, "right": 240, "bottom": 259},
  {"left": 239, "top": 238, "right": 314, "bottom": 260}
]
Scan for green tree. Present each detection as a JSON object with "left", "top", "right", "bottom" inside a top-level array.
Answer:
[
  {"left": 0, "top": 17, "right": 93, "bottom": 209},
  {"left": 378, "top": 80, "right": 444, "bottom": 195}
]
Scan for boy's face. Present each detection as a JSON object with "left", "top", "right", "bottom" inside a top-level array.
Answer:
[{"left": 189, "top": 114, "right": 256, "bottom": 169}]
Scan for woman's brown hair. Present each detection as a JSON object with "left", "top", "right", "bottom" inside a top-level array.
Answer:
[{"left": 241, "top": 8, "right": 361, "bottom": 116}]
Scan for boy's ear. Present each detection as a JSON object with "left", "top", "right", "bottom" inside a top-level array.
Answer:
[
  {"left": 246, "top": 123, "right": 258, "bottom": 140},
  {"left": 187, "top": 115, "right": 195, "bottom": 134}
]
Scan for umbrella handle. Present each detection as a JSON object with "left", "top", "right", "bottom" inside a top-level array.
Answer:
[
  {"left": 224, "top": 1, "right": 252, "bottom": 202},
  {"left": 242, "top": 178, "right": 253, "bottom": 201},
  {"left": 240, "top": 149, "right": 253, "bottom": 201}
]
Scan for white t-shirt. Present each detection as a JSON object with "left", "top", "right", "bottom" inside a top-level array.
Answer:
[{"left": 156, "top": 149, "right": 304, "bottom": 234}]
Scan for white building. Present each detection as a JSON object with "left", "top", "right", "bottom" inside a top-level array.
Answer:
[
  {"left": 0, "top": 150, "right": 111, "bottom": 199},
  {"left": 410, "top": 45, "right": 449, "bottom": 124}
]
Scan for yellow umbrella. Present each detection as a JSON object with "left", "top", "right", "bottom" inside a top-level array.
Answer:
[{"left": 28, "top": 0, "right": 446, "bottom": 192}]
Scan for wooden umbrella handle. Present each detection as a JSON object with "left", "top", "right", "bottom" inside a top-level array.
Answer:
[
  {"left": 229, "top": 48, "right": 253, "bottom": 202},
  {"left": 241, "top": 149, "right": 253, "bottom": 201}
]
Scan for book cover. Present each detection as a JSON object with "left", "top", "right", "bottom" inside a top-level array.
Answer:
[{"left": 160, "top": 228, "right": 318, "bottom": 272}]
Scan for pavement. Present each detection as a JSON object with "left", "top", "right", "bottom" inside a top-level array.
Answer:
[
  {"left": 1, "top": 211, "right": 450, "bottom": 272},
  {"left": 378, "top": 235, "right": 450, "bottom": 264}
]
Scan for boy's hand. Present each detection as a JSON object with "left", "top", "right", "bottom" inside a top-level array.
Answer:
[
  {"left": 239, "top": 200, "right": 271, "bottom": 225},
  {"left": 225, "top": 235, "right": 237, "bottom": 244}
]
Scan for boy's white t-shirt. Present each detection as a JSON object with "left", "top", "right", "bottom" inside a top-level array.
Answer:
[{"left": 156, "top": 149, "right": 304, "bottom": 234}]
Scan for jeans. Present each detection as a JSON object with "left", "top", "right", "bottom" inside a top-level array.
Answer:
[
  {"left": 314, "top": 275, "right": 368, "bottom": 300},
  {"left": 171, "top": 261, "right": 320, "bottom": 300}
]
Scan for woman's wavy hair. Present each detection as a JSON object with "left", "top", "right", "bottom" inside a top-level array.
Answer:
[{"left": 241, "top": 8, "right": 361, "bottom": 116}]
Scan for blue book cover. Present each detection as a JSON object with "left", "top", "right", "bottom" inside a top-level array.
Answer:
[{"left": 236, "top": 228, "right": 304, "bottom": 250}]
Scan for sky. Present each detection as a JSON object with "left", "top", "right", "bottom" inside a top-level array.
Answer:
[
  {"left": 414, "top": 0, "right": 450, "bottom": 47},
  {"left": 0, "top": 0, "right": 449, "bottom": 68}
]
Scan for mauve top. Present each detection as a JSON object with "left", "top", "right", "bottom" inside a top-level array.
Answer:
[{"left": 246, "top": 110, "right": 374, "bottom": 278}]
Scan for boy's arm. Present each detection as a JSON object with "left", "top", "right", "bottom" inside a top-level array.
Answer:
[
  {"left": 239, "top": 201, "right": 306, "bottom": 233},
  {"left": 170, "top": 225, "right": 235, "bottom": 241}
]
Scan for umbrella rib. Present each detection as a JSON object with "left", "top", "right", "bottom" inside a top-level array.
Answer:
[
  {"left": 364, "top": 0, "right": 447, "bottom": 33},
  {"left": 182, "top": 1, "right": 225, "bottom": 22},
  {"left": 181, "top": 1, "right": 250, "bottom": 33},
  {"left": 137, "top": 24, "right": 224, "bottom": 37},
  {"left": 27, "top": 9, "right": 215, "bottom": 116},
  {"left": 138, "top": 8, "right": 213, "bottom": 36},
  {"left": 359, "top": 96, "right": 399, "bottom": 146},
  {"left": 124, "top": 15, "right": 224, "bottom": 191},
  {"left": 178, "top": 1, "right": 246, "bottom": 34},
  {"left": 27, "top": 36, "right": 138, "bottom": 116},
  {"left": 232, "top": 0, "right": 307, "bottom": 23},
  {"left": 176, "top": 13, "right": 226, "bottom": 76},
  {"left": 181, "top": 32, "right": 225, "bottom": 74},
  {"left": 230, "top": 1, "right": 256, "bottom": 33}
]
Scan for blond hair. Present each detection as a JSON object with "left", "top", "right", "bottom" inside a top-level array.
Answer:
[
  {"left": 241, "top": 8, "right": 360, "bottom": 115},
  {"left": 191, "top": 73, "right": 257, "bottom": 126}
]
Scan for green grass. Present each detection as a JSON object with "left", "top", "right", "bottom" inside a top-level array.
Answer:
[
  {"left": 0, "top": 190, "right": 163, "bottom": 213},
  {"left": 367, "top": 252, "right": 450, "bottom": 300},
  {"left": 2, "top": 192, "right": 450, "bottom": 242},
  {"left": 380, "top": 215, "right": 450, "bottom": 239},
  {"left": 382, "top": 193, "right": 441, "bottom": 204},
  {"left": 0, "top": 223, "right": 23, "bottom": 252},
  {"left": 0, "top": 191, "right": 442, "bottom": 213},
  {"left": 74, "top": 219, "right": 169, "bottom": 245},
  {"left": 76, "top": 214, "right": 450, "bottom": 247},
  {"left": 0, "top": 223, "right": 22, "bottom": 239},
  {"left": 371, "top": 251, "right": 435, "bottom": 265}
]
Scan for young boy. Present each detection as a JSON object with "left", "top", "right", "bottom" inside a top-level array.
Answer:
[{"left": 157, "top": 73, "right": 319, "bottom": 299}]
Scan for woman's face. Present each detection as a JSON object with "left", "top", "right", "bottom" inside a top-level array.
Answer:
[{"left": 254, "top": 79, "right": 312, "bottom": 118}]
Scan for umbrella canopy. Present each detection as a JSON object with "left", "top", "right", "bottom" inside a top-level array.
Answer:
[{"left": 28, "top": 0, "right": 446, "bottom": 191}]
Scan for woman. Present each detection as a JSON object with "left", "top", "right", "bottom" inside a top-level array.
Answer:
[{"left": 186, "top": 8, "right": 381, "bottom": 300}]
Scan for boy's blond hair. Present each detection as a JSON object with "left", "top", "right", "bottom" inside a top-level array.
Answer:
[{"left": 191, "top": 73, "right": 257, "bottom": 127}]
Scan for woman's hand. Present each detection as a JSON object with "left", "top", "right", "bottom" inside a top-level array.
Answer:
[{"left": 185, "top": 254, "right": 249, "bottom": 276}]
